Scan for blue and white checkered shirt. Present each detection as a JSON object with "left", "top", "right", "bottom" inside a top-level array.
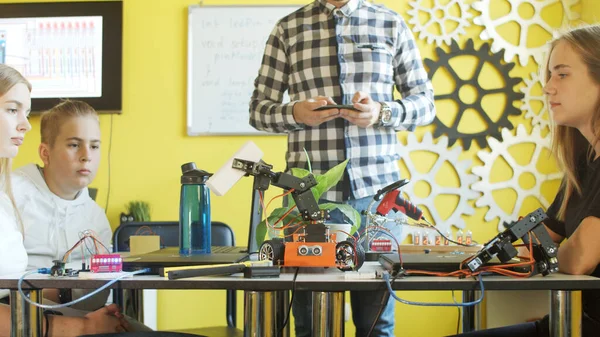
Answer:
[{"left": 249, "top": 0, "right": 435, "bottom": 202}]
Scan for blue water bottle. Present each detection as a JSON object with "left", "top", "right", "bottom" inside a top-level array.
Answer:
[{"left": 179, "top": 162, "right": 212, "bottom": 256}]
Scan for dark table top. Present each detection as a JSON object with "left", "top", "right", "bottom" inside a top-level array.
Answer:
[{"left": 2, "top": 263, "right": 600, "bottom": 292}]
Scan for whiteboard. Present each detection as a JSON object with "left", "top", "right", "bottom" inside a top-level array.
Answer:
[{"left": 187, "top": 5, "right": 297, "bottom": 136}]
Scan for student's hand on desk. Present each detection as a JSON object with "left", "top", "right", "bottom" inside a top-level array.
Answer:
[
  {"left": 340, "top": 91, "right": 380, "bottom": 128},
  {"left": 82, "top": 304, "right": 130, "bottom": 334},
  {"left": 294, "top": 96, "right": 340, "bottom": 126}
]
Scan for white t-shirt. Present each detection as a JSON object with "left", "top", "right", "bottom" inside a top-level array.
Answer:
[
  {"left": 12, "top": 164, "right": 112, "bottom": 270},
  {"left": 0, "top": 190, "right": 28, "bottom": 299}
]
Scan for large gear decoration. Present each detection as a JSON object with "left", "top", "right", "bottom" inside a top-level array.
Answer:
[
  {"left": 407, "top": 0, "right": 472, "bottom": 47},
  {"left": 472, "top": 125, "right": 563, "bottom": 231},
  {"left": 521, "top": 72, "right": 550, "bottom": 130},
  {"left": 397, "top": 132, "right": 479, "bottom": 235},
  {"left": 424, "top": 39, "right": 524, "bottom": 150},
  {"left": 473, "top": 0, "right": 581, "bottom": 66}
]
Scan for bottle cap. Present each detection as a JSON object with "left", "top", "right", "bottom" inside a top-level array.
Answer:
[{"left": 181, "top": 162, "right": 213, "bottom": 184}]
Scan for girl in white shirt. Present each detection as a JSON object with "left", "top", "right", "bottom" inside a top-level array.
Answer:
[{"left": 0, "top": 64, "right": 31, "bottom": 283}]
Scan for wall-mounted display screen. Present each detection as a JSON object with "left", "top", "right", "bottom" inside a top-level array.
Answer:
[
  {"left": 0, "top": 16, "right": 103, "bottom": 99},
  {"left": 0, "top": 1, "right": 122, "bottom": 113}
]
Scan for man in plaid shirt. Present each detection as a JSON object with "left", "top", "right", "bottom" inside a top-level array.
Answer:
[{"left": 250, "top": 0, "right": 435, "bottom": 336}]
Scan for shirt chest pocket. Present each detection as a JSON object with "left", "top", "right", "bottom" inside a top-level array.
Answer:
[{"left": 347, "top": 42, "right": 395, "bottom": 82}]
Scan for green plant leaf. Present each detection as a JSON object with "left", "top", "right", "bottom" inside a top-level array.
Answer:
[
  {"left": 254, "top": 219, "right": 268, "bottom": 248},
  {"left": 255, "top": 206, "right": 298, "bottom": 247},
  {"left": 126, "top": 201, "right": 151, "bottom": 222},
  {"left": 303, "top": 148, "right": 312, "bottom": 173},
  {"left": 290, "top": 167, "right": 310, "bottom": 178},
  {"left": 319, "top": 202, "right": 361, "bottom": 233},
  {"left": 313, "top": 160, "right": 348, "bottom": 200}
]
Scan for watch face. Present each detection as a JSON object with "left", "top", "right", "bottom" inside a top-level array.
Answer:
[{"left": 382, "top": 109, "right": 392, "bottom": 123}]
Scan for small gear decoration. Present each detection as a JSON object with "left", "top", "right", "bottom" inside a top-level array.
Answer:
[
  {"left": 471, "top": 125, "right": 563, "bottom": 231},
  {"left": 521, "top": 72, "right": 550, "bottom": 131},
  {"left": 424, "top": 39, "right": 524, "bottom": 150},
  {"left": 407, "top": 0, "right": 472, "bottom": 47},
  {"left": 397, "top": 132, "right": 479, "bottom": 234},
  {"left": 472, "top": 0, "right": 581, "bottom": 66}
]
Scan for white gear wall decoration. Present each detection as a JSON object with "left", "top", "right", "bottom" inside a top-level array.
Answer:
[
  {"left": 521, "top": 72, "right": 550, "bottom": 131},
  {"left": 407, "top": 0, "right": 472, "bottom": 47},
  {"left": 562, "top": 0, "right": 581, "bottom": 21},
  {"left": 472, "top": 0, "right": 581, "bottom": 66},
  {"left": 397, "top": 132, "right": 479, "bottom": 235},
  {"left": 472, "top": 125, "right": 563, "bottom": 231}
]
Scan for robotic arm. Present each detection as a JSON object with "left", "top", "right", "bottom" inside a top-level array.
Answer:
[
  {"left": 466, "top": 208, "right": 559, "bottom": 276},
  {"left": 231, "top": 158, "right": 327, "bottom": 223}
]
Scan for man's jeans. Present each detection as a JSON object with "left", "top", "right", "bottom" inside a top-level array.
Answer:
[{"left": 292, "top": 196, "right": 396, "bottom": 337}]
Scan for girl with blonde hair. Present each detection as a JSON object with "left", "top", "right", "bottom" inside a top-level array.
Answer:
[{"left": 0, "top": 64, "right": 31, "bottom": 280}]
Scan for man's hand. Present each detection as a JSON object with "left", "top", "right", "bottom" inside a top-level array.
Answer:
[
  {"left": 340, "top": 91, "right": 381, "bottom": 128},
  {"left": 82, "top": 304, "right": 130, "bottom": 334},
  {"left": 293, "top": 96, "right": 340, "bottom": 127}
]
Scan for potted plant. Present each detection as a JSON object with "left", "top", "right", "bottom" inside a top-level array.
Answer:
[
  {"left": 255, "top": 159, "right": 364, "bottom": 270},
  {"left": 121, "top": 201, "right": 151, "bottom": 223}
]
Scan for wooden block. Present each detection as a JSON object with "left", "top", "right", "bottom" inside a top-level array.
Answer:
[{"left": 130, "top": 235, "right": 160, "bottom": 255}]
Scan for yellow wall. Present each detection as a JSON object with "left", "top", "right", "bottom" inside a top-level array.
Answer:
[
  {"left": 3, "top": 0, "right": 599, "bottom": 336},
  {"left": 583, "top": 0, "right": 600, "bottom": 23}
]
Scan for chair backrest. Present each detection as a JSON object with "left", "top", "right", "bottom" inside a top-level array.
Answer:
[
  {"left": 112, "top": 221, "right": 235, "bottom": 252},
  {"left": 111, "top": 220, "right": 238, "bottom": 328},
  {"left": 211, "top": 221, "right": 236, "bottom": 247}
]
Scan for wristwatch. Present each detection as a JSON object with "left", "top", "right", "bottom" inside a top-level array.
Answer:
[{"left": 378, "top": 102, "right": 392, "bottom": 127}]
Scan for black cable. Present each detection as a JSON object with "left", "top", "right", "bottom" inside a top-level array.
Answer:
[
  {"left": 366, "top": 271, "right": 399, "bottom": 337},
  {"left": 43, "top": 310, "right": 62, "bottom": 337},
  {"left": 453, "top": 290, "right": 461, "bottom": 334},
  {"left": 280, "top": 267, "right": 299, "bottom": 337},
  {"left": 104, "top": 113, "right": 113, "bottom": 214},
  {"left": 457, "top": 306, "right": 461, "bottom": 334},
  {"left": 44, "top": 310, "right": 50, "bottom": 337}
]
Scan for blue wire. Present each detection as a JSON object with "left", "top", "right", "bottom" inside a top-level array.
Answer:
[
  {"left": 18, "top": 268, "right": 150, "bottom": 309},
  {"left": 383, "top": 272, "right": 485, "bottom": 307}
]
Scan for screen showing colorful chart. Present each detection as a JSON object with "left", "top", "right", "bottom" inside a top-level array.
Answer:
[{"left": 0, "top": 16, "right": 103, "bottom": 99}]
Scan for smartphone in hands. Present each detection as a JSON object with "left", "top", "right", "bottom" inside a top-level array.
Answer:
[{"left": 314, "top": 104, "right": 359, "bottom": 111}]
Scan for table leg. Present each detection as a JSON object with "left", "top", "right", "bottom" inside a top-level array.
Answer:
[
  {"left": 312, "top": 291, "right": 344, "bottom": 337},
  {"left": 474, "top": 290, "right": 483, "bottom": 331},
  {"left": 550, "top": 290, "right": 582, "bottom": 337},
  {"left": 117, "top": 289, "right": 144, "bottom": 323},
  {"left": 462, "top": 290, "right": 475, "bottom": 333},
  {"left": 275, "top": 291, "right": 290, "bottom": 337},
  {"left": 113, "top": 289, "right": 144, "bottom": 323},
  {"left": 244, "top": 290, "right": 284, "bottom": 337},
  {"left": 10, "top": 289, "right": 42, "bottom": 337}
]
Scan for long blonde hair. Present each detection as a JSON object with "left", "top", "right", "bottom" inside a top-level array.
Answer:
[
  {"left": 545, "top": 24, "right": 600, "bottom": 220},
  {"left": 0, "top": 64, "right": 32, "bottom": 233}
]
